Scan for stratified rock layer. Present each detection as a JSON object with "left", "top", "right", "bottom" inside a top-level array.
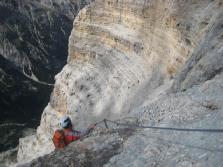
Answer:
[
  {"left": 0, "top": 0, "right": 92, "bottom": 166},
  {"left": 23, "top": 127, "right": 135, "bottom": 167},
  {"left": 18, "top": 0, "right": 223, "bottom": 166},
  {"left": 0, "top": 0, "right": 91, "bottom": 125}
]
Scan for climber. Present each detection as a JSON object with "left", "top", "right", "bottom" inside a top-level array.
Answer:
[{"left": 53, "top": 116, "right": 96, "bottom": 149}]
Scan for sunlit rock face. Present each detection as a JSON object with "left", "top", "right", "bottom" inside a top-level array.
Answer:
[
  {"left": 0, "top": 0, "right": 91, "bottom": 125},
  {"left": 18, "top": 0, "right": 223, "bottom": 165},
  {"left": 0, "top": 0, "right": 92, "bottom": 166}
]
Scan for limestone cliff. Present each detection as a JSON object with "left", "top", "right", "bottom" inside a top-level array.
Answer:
[
  {"left": 0, "top": 0, "right": 91, "bottom": 125},
  {"left": 18, "top": 0, "right": 223, "bottom": 166},
  {"left": 0, "top": 0, "right": 92, "bottom": 166}
]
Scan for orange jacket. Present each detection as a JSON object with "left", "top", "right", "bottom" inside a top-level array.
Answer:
[{"left": 63, "top": 128, "right": 81, "bottom": 144}]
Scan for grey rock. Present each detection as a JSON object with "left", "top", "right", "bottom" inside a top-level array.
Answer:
[
  {"left": 24, "top": 128, "right": 134, "bottom": 167},
  {"left": 0, "top": 0, "right": 92, "bottom": 134},
  {"left": 172, "top": 13, "right": 223, "bottom": 91},
  {"left": 17, "top": 0, "right": 223, "bottom": 166}
]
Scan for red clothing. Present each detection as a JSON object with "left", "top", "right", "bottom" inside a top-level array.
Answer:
[{"left": 63, "top": 128, "right": 81, "bottom": 144}]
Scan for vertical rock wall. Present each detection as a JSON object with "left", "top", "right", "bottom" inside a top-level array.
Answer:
[
  {"left": 17, "top": 0, "right": 223, "bottom": 164},
  {"left": 0, "top": 0, "right": 92, "bottom": 166},
  {"left": 0, "top": 0, "right": 91, "bottom": 125}
]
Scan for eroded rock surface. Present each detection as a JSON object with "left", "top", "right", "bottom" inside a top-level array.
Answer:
[
  {"left": 22, "top": 127, "right": 135, "bottom": 167},
  {"left": 18, "top": 0, "right": 223, "bottom": 166},
  {"left": 0, "top": 0, "right": 92, "bottom": 166},
  {"left": 0, "top": 0, "right": 91, "bottom": 125}
]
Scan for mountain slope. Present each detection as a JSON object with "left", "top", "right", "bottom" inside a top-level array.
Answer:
[
  {"left": 0, "top": 0, "right": 91, "bottom": 125},
  {"left": 17, "top": 0, "right": 223, "bottom": 166},
  {"left": 0, "top": 0, "right": 92, "bottom": 166}
]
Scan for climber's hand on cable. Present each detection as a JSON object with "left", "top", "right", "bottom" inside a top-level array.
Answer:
[{"left": 89, "top": 123, "right": 96, "bottom": 129}]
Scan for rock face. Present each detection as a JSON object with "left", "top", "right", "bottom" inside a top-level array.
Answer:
[
  {"left": 18, "top": 0, "right": 223, "bottom": 166},
  {"left": 0, "top": 0, "right": 92, "bottom": 166},
  {"left": 0, "top": 0, "right": 91, "bottom": 125},
  {"left": 24, "top": 127, "right": 135, "bottom": 167}
]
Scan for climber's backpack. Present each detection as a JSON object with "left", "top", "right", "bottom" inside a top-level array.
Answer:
[{"left": 53, "top": 129, "right": 67, "bottom": 149}]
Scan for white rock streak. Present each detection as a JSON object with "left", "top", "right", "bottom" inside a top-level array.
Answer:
[
  {"left": 22, "top": 57, "right": 54, "bottom": 86},
  {"left": 17, "top": 0, "right": 223, "bottom": 165}
]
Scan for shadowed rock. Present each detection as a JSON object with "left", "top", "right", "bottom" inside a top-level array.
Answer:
[{"left": 17, "top": 0, "right": 223, "bottom": 166}]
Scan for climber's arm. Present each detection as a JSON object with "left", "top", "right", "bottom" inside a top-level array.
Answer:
[{"left": 79, "top": 124, "right": 96, "bottom": 138}]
